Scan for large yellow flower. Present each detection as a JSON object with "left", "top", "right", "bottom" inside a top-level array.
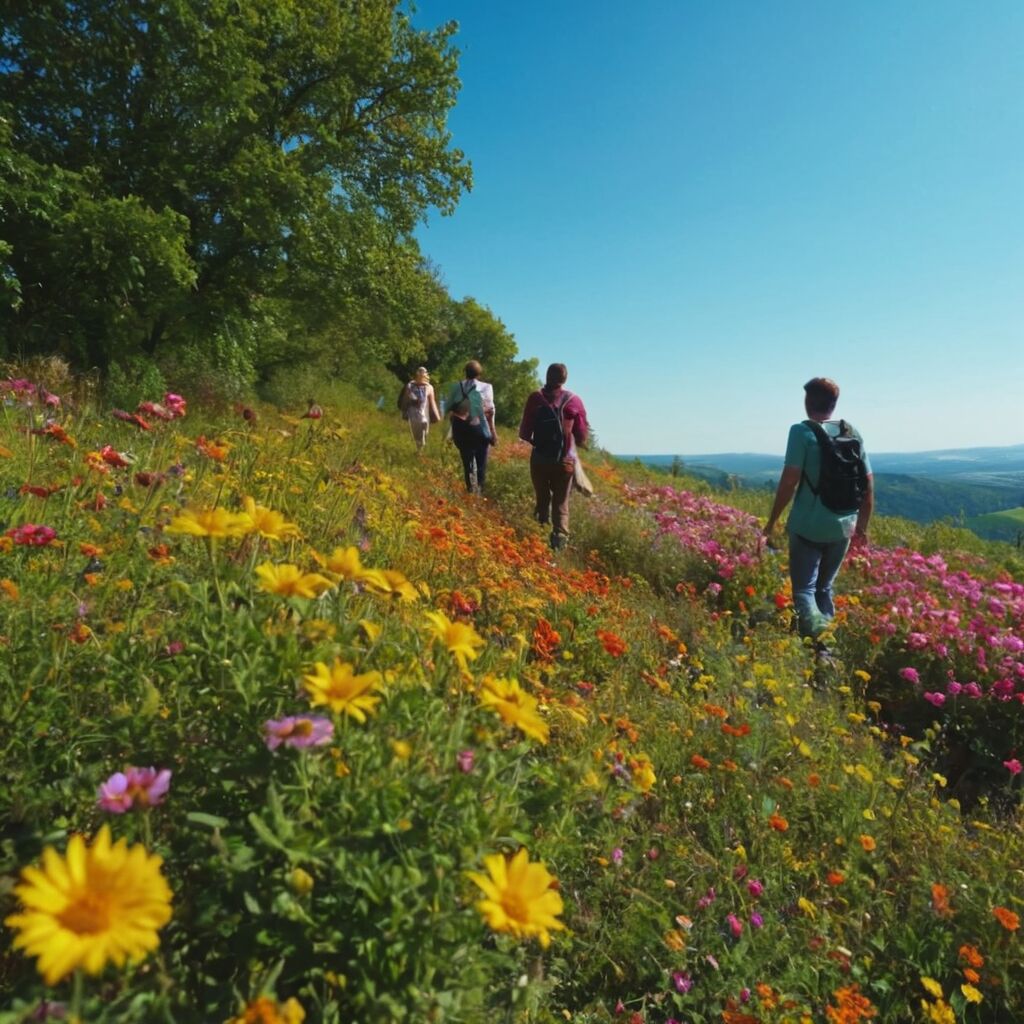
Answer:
[
  {"left": 4, "top": 825, "right": 172, "bottom": 985},
  {"left": 478, "top": 676, "right": 549, "bottom": 744},
  {"left": 361, "top": 568, "right": 420, "bottom": 602},
  {"left": 256, "top": 563, "right": 335, "bottom": 599},
  {"left": 166, "top": 507, "right": 253, "bottom": 538},
  {"left": 424, "top": 610, "right": 485, "bottom": 671},
  {"left": 242, "top": 497, "right": 301, "bottom": 541},
  {"left": 467, "top": 848, "right": 565, "bottom": 948},
  {"left": 317, "top": 545, "right": 370, "bottom": 582},
  {"left": 303, "top": 659, "right": 384, "bottom": 722}
]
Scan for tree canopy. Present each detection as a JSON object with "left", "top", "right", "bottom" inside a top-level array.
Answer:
[{"left": 0, "top": 0, "right": 494, "bottom": 394}]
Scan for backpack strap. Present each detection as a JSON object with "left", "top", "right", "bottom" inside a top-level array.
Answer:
[{"left": 801, "top": 419, "right": 830, "bottom": 498}]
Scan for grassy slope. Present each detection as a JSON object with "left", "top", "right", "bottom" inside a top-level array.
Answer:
[{"left": 0, "top": 382, "right": 1021, "bottom": 1023}]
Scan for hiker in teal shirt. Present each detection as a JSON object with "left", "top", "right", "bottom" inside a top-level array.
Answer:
[{"left": 764, "top": 377, "right": 874, "bottom": 643}]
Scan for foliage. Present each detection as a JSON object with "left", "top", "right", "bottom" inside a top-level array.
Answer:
[{"left": 0, "top": 0, "right": 471, "bottom": 377}]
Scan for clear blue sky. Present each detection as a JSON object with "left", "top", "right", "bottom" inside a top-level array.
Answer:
[{"left": 412, "top": 1, "right": 1024, "bottom": 456}]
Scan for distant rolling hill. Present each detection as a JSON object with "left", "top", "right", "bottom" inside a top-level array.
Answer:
[{"left": 620, "top": 444, "right": 1024, "bottom": 534}]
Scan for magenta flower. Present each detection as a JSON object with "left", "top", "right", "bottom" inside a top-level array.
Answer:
[
  {"left": 726, "top": 913, "right": 743, "bottom": 938},
  {"left": 740, "top": 987, "right": 752, "bottom": 1003},
  {"left": 923, "top": 691, "right": 946, "bottom": 708},
  {"left": 6, "top": 523, "right": 57, "bottom": 547},
  {"left": 696, "top": 886, "right": 716, "bottom": 910},
  {"left": 1004, "top": 758, "right": 1022, "bottom": 775},
  {"left": 747, "top": 878, "right": 764, "bottom": 898},
  {"left": 671, "top": 970, "right": 693, "bottom": 994},
  {"left": 898, "top": 667, "right": 920, "bottom": 685},
  {"left": 456, "top": 749, "right": 475, "bottom": 773},
  {"left": 264, "top": 715, "right": 334, "bottom": 750},
  {"left": 750, "top": 911, "right": 764, "bottom": 928},
  {"left": 97, "top": 766, "right": 171, "bottom": 812},
  {"left": 611, "top": 846, "right": 624, "bottom": 865}
]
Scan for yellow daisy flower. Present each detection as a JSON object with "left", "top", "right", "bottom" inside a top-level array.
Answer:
[
  {"left": 361, "top": 568, "right": 420, "bottom": 602},
  {"left": 303, "top": 659, "right": 384, "bottom": 723},
  {"left": 424, "top": 610, "right": 485, "bottom": 671},
  {"left": 318, "top": 545, "right": 370, "bottom": 582},
  {"left": 242, "top": 497, "right": 301, "bottom": 541},
  {"left": 166, "top": 507, "right": 253, "bottom": 538},
  {"left": 255, "top": 563, "right": 335, "bottom": 599},
  {"left": 478, "top": 676, "right": 549, "bottom": 744},
  {"left": 467, "top": 848, "right": 565, "bottom": 948},
  {"left": 4, "top": 825, "right": 172, "bottom": 985}
]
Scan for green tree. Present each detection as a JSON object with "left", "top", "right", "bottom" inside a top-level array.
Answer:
[{"left": 0, "top": 0, "right": 471, "bottom": 374}]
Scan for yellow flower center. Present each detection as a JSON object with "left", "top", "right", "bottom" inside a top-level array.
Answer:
[
  {"left": 58, "top": 890, "right": 112, "bottom": 934},
  {"left": 293, "top": 719, "right": 313, "bottom": 737},
  {"left": 500, "top": 889, "right": 530, "bottom": 926}
]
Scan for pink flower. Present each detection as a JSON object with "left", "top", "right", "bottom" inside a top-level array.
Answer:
[
  {"left": 6, "top": 523, "right": 57, "bottom": 547},
  {"left": 726, "top": 913, "right": 743, "bottom": 938},
  {"left": 923, "top": 692, "right": 946, "bottom": 708},
  {"left": 264, "top": 715, "right": 334, "bottom": 750},
  {"left": 456, "top": 749, "right": 475, "bottom": 773},
  {"left": 612, "top": 846, "right": 624, "bottom": 864},
  {"left": 750, "top": 911, "right": 764, "bottom": 928},
  {"left": 696, "top": 886, "right": 716, "bottom": 910},
  {"left": 1004, "top": 758, "right": 1022, "bottom": 776},
  {"left": 747, "top": 878, "right": 764, "bottom": 898},
  {"left": 898, "top": 667, "right": 920, "bottom": 685},
  {"left": 672, "top": 971, "right": 693, "bottom": 994},
  {"left": 97, "top": 766, "right": 171, "bottom": 812}
]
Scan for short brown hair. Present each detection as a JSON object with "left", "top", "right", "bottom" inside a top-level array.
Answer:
[
  {"left": 465, "top": 360, "right": 482, "bottom": 379},
  {"left": 803, "top": 377, "right": 839, "bottom": 415},
  {"left": 545, "top": 363, "right": 568, "bottom": 387}
]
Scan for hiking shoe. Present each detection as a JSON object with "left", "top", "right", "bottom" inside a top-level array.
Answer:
[
  {"left": 533, "top": 510, "right": 549, "bottom": 525},
  {"left": 550, "top": 531, "right": 567, "bottom": 551}
]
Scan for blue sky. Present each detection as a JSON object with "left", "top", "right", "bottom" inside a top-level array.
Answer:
[{"left": 412, "top": 1, "right": 1023, "bottom": 456}]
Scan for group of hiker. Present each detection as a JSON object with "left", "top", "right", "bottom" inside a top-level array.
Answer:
[
  {"left": 398, "top": 359, "right": 589, "bottom": 552},
  {"left": 398, "top": 366, "right": 874, "bottom": 649}
]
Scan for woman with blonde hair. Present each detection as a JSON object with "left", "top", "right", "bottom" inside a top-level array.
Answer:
[{"left": 401, "top": 367, "right": 441, "bottom": 451}]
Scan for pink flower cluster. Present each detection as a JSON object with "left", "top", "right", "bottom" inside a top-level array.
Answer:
[
  {"left": 623, "top": 484, "right": 762, "bottom": 581},
  {"left": 138, "top": 392, "right": 187, "bottom": 421},
  {"left": 843, "top": 546, "right": 1024, "bottom": 706},
  {"left": 6, "top": 523, "right": 58, "bottom": 547},
  {"left": 97, "top": 767, "right": 172, "bottom": 813},
  {"left": 2, "top": 378, "right": 61, "bottom": 407}
]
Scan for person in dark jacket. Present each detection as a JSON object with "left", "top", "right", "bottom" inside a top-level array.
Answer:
[{"left": 518, "top": 363, "right": 589, "bottom": 550}]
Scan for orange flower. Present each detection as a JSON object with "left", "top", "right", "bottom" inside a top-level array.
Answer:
[
  {"left": 703, "top": 702, "right": 728, "bottom": 719},
  {"left": 931, "top": 883, "right": 954, "bottom": 919},
  {"left": 825, "top": 983, "right": 877, "bottom": 1023},
  {"left": 807, "top": 772, "right": 822, "bottom": 788},
  {"left": 690, "top": 754, "right": 711, "bottom": 770},
  {"left": 993, "top": 906, "right": 1019, "bottom": 932},
  {"left": 827, "top": 871, "right": 846, "bottom": 886},
  {"left": 859, "top": 834, "right": 876, "bottom": 852},
  {"left": 959, "top": 944, "right": 984, "bottom": 968},
  {"left": 532, "top": 617, "right": 561, "bottom": 661},
  {"left": 768, "top": 812, "right": 789, "bottom": 832},
  {"left": 596, "top": 629, "right": 627, "bottom": 657},
  {"left": 963, "top": 968, "right": 980, "bottom": 984}
]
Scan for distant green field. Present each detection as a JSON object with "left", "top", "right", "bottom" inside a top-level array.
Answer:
[{"left": 967, "top": 506, "right": 1024, "bottom": 541}]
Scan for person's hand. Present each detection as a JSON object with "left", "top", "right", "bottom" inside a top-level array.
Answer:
[{"left": 490, "top": 433, "right": 499, "bottom": 447}]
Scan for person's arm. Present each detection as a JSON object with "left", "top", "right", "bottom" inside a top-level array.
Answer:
[
  {"left": 428, "top": 385, "right": 441, "bottom": 422},
  {"left": 854, "top": 474, "right": 874, "bottom": 542},
  {"left": 568, "top": 397, "right": 589, "bottom": 449},
  {"left": 764, "top": 465, "right": 802, "bottom": 538},
  {"left": 518, "top": 394, "right": 537, "bottom": 444}
]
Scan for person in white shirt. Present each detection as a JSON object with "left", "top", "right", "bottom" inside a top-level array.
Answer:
[
  {"left": 447, "top": 360, "right": 498, "bottom": 492},
  {"left": 401, "top": 367, "right": 441, "bottom": 451}
]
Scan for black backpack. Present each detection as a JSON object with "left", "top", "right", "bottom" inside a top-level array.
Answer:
[
  {"left": 803, "top": 419, "right": 868, "bottom": 513},
  {"left": 532, "top": 391, "right": 571, "bottom": 461}
]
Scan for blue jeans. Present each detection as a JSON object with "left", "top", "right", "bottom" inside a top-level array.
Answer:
[{"left": 788, "top": 533, "right": 850, "bottom": 638}]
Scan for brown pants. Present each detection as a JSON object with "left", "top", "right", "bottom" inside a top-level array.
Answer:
[{"left": 530, "top": 457, "right": 574, "bottom": 536}]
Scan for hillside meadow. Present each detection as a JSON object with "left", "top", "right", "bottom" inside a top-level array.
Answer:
[{"left": 1, "top": 370, "right": 1022, "bottom": 1024}]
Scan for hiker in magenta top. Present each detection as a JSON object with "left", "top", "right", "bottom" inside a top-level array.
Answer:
[
  {"left": 518, "top": 362, "right": 589, "bottom": 551},
  {"left": 763, "top": 377, "right": 874, "bottom": 642}
]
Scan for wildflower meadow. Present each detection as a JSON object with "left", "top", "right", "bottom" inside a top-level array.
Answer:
[{"left": 1, "top": 371, "right": 1022, "bottom": 1024}]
